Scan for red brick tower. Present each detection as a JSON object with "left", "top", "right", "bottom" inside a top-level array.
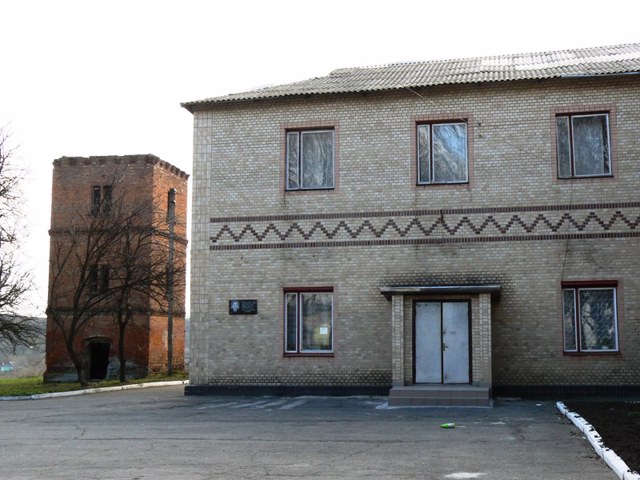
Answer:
[{"left": 45, "top": 155, "right": 188, "bottom": 381}]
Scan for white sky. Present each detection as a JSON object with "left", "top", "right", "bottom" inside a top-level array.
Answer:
[{"left": 0, "top": 0, "right": 637, "bottom": 315}]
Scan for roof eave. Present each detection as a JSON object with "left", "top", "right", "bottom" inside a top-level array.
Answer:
[
  {"left": 181, "top": 69, "right": 640, "bottom": 111},
  {"left": 559, "top": 70, "right": 640, "bottom": 79}
]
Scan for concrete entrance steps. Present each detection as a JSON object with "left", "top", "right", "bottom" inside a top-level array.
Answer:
[{"left": 388, "top": 385, "right": 492, "bottom": 407}]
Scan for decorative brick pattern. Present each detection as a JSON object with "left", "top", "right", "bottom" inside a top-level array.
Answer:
[{"left": 210, "top": 204, "right": 640, "bottom": 250}]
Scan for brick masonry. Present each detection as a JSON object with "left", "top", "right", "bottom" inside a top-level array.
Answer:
[
  {"left": 188, "top": 75, "right": 640, "bottom": 392},
  {"left": 46, "top": 155, "right": 189, "bottom": 381},
  {"left": 208, "top": 204, "right": 640, "bottom": 248}
]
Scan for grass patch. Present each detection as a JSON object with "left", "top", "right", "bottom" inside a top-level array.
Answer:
[{"left": 0, "top": 371, "right": 188, "bottom": 397}]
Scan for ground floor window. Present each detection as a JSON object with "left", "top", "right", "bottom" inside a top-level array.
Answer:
[
  {"left": 284, "top": 288, "right": 333, "bottom": 354},
  {"left": 562, "top": 282, "right": 618, "bottom": 353}
]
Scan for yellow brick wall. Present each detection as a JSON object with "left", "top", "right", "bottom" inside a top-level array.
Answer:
[{"left": 189, "top": 76, "right": 640, "bottom": 388}]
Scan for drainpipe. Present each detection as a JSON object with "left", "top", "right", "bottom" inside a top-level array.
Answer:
[{"left": 166, "top": 188, "right": 176, "bottom": 376}]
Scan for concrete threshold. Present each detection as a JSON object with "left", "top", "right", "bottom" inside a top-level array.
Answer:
[{"left": 388, "top": 384, "right": 492, "bottom": 407}]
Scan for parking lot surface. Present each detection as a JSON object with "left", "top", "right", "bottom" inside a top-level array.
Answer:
[{"left": 0, "top": 386, "right": 613, "bottom": 479}]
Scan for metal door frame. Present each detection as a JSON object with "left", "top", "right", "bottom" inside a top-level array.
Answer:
[{"left": 412, "top": 300, "right": 472, "bottom": 384}]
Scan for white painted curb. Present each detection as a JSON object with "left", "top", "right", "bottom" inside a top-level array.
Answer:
[
  {"left": 0, "top": 380, "right": 189, "bottom": 401},
  {"left": 557, "top": 401, "right": 640, "bottom": 480}
]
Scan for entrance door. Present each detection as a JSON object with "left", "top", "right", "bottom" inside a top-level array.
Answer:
[
  {"left": 89, "top": 342, "right": 110, "bottom": 380},
  {"left": 415, "top": 301, "right": 470, "bottom": 384}
]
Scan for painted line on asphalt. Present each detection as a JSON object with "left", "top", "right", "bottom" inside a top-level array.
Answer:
[
  {"left": 232, "top": 399, "right": 275, "bottom": 409},
  {"left": 279, "top": 398, "right": 307, "bottom": 410},
  {"left": 255, "top": 399, "right": 289, "bottom": 409},
  {"left": 197, "top": 401, "right": 239, "bottom": 410}
]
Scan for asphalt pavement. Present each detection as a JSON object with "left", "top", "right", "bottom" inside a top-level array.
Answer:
[{"left": 0, "top": 386, "right": 614, "bottom": 479}]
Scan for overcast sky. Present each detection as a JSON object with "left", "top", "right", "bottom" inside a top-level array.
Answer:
[{"left": 1, "top": 0, "right": 637, "bottom": 315}]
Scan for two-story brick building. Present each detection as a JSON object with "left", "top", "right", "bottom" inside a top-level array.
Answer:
[{"left": 183, "top": 44, "right": 640, "bottom": 405}]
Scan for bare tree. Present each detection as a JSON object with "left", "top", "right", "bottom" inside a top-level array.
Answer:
[
  {"left": 47, "top": 187, "right": 128, "bottom": 385},
  {"left": 107, "top": 199, "right": 185, "bottom": 382},
  {"left": 47, "top": 177, "right": 184, "bottom": 384},
  {"left": 0, "top": 127, "right": 41, "bottom": 353}
]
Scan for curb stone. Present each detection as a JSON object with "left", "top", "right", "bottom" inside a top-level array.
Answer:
[
  {"left": 557, "top": 401, "right": 640, "bottom": 480},
  {"left": 0, "top": 380, "right": 189, "bottom": 401}
]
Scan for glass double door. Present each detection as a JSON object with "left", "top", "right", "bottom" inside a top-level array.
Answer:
[{"left": 415, "top": 301, "right": 470, "bottom": 384}]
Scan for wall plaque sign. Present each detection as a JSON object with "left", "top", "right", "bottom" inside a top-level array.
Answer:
[{"left": 229, "top": 300, "right": 258, "bottom": 315}]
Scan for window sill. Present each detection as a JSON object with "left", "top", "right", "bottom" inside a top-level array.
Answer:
[
  {"left": 557, "top": 175, "right": 614, "bottom": 180},
  {"left": 285, "top": 188, "right": 335, "bottom": 193},
  {"left": 417, "top": 181, "right": 469, "bottom": 186},
  {"left": 563, "top": 351, "right": 621, "bottom": 356},
  {"left": 284, "top": 352, "right": 334, "bottom": 358}
]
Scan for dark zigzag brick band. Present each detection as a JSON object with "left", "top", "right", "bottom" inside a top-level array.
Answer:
[{"left": 209, "top": 203, "right": 640, "bottom": 250}]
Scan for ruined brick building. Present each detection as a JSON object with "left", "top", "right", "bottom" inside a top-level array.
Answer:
[
  {"left": 183, "top": 44, "right": 640, "bottom": 405},
  {"left": 45, "top": 155, "right": 188, "bottom": 381}
]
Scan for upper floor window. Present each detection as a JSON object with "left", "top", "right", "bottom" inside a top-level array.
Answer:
[
  {"left": 556, "top": 113, "right": 611, "bottom": 178},
  {"left": 91, "top": 185, "right": 112, "bottom": 215},
  {"left": 562, "top": 282, "right": 618, "bottom": 353},
  {"left": 88, "top": 264, "right": 110, "bottom": 292},
  {"left": 286, "top": 129, "right": 334, "bottom": 190},
  {"left": 284, "top": 288, "right": 333, "bottom": 354},
  {"left": 417, "top": 121, "right": 468, "bottom": 184}
]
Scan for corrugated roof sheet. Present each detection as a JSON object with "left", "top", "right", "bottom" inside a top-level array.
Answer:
[{"left": 182, "top": 43, "right": 640, "bottom": 110}]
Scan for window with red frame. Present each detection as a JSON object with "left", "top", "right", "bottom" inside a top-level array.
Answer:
[
  {"left": 562, "top": 282, "right": 618, "bottom": 353},
  {"left": 284, "top": 288, "right": 333, "bottom": 354},
  {"left": 417, "top": 121, "right": 468, "bottom": 184},
  {"left": 286, "top": 129, "right": 334, "bottom": 190},
  {"left": 556, "top": 113, "right": 611, "bottom": 179}
]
